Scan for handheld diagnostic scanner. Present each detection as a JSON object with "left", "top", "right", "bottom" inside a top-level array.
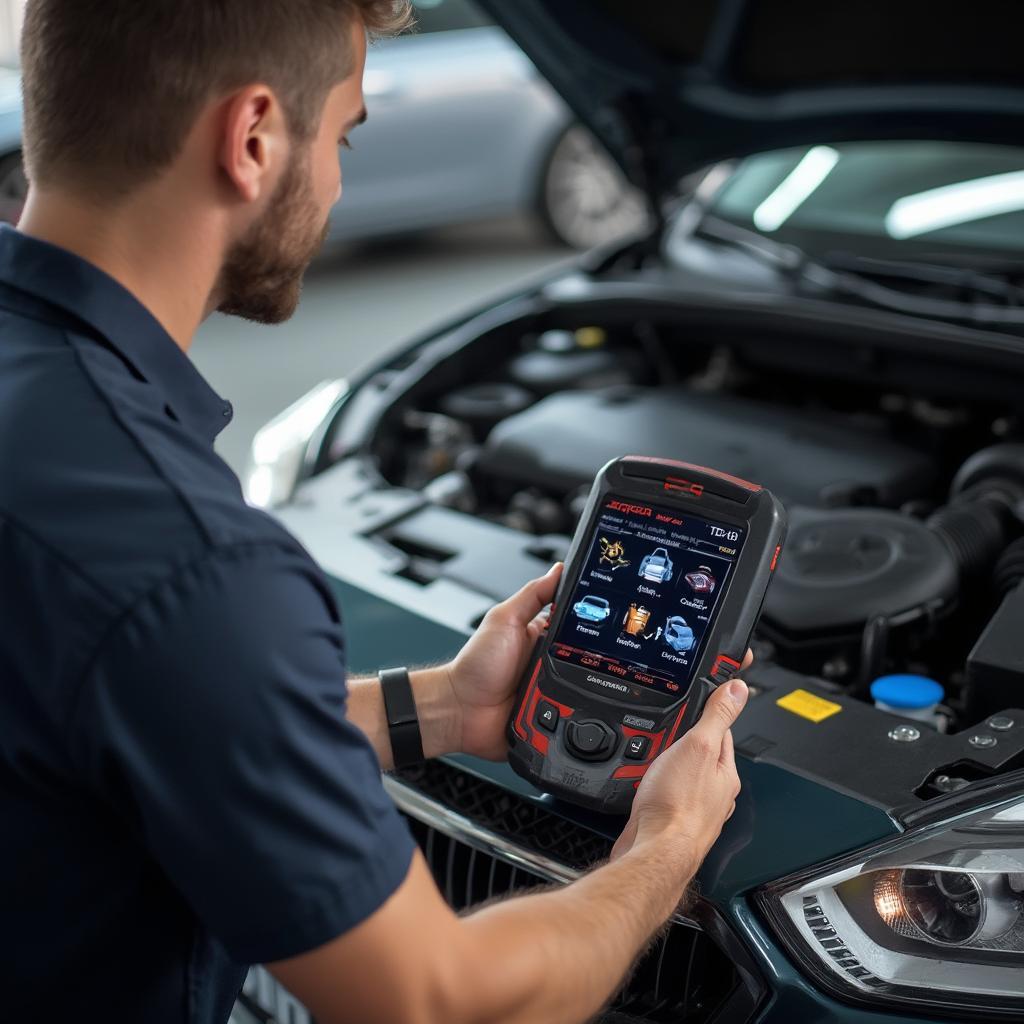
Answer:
[{"left": 508, "top": 456, "right": 786, "bottom": 815}]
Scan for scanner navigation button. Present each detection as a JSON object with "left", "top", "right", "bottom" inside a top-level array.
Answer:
[
  {"left": 535, "top": 701, "right": 559, "bottom": 733},
  {"left": 624, "top": 735, "right": 650, "bottom": 760},
  {"left": 566, "top": 720, "right": 614, "bottom": 761}
]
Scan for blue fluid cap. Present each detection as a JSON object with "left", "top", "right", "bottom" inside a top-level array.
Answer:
[{"left": 870, "top": 674, "right": 944, "bottom": 710}]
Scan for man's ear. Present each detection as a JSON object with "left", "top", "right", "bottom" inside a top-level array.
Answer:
[{"left": 218, "top": 85, "right": 288, "bottom": 204}]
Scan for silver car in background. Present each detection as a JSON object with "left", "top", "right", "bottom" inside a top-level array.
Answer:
[
  {"left": 0, "top": 0, "right": 644, "bottom": 249},
  {"left": 331, "top": 0, "right": 644, "bottom": 249}
]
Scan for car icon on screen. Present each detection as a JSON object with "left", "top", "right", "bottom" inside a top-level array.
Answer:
[
  {"left": 573, "top": 594, "right": 611, "bottom": 623},
  {"left": 664, "top": 615, "right": 695, "bottom": 652},
  {"left": 684, "top": 565, "right": 717, "bottom": 594},
  {"left": 638, "top": 547, "right": 673, "bottom": 583}
]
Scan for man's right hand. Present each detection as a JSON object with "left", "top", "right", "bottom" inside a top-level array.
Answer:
[
  {"left": 611, "top": 677, "right": 749, "bottom": 871},
  {"left": 270, "top": 673, "right": 751, "bottom": 1024}
]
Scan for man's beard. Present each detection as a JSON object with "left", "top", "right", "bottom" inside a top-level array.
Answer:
[{"left": 216, "top": 150, "right": 330, "bottom": 324}]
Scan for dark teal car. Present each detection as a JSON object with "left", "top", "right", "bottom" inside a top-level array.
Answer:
[{"left": 239, "top": 2, "right": 1024, "bottom": 1021}]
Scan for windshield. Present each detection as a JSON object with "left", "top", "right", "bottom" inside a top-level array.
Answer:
[{"left": 708, "top": 142, "right": 1024, "bottom": 263}]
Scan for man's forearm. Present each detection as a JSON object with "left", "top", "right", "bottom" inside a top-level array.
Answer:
[
  {"left": 450, "top": 836, "right": 696, "bottom": 1024},
  {"left": 346, "top": 667, "right": 460, "bottom": 769},
  {"left": 270, "top": 840, "right": 698, "bottom": 1024},
  {"left": 274, "top": 659, "right": 743, "bottom": 1024}
]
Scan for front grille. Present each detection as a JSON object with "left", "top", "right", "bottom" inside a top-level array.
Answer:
[
  {"left": 235, "top": 969, "right": 311, "bottom": 1024},
  {"left": 393, "top": 762, "right": 747, "bottom": 1024},
  {"left": 393, "top": 759, "right": 615, "bottom": 868}
]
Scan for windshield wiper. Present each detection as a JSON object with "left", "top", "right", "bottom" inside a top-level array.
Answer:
[
  {"left": 817, "top": 251, "right": 1024, "bottom": 307},
  {"left": 692, "top": 213, "right": 1024, "bottom": 329}
]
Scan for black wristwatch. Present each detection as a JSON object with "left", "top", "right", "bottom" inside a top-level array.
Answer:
[{"left": 379, "top": 667, "right": 425, "bottom": 768}]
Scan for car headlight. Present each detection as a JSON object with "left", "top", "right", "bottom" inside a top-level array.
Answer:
[
  {"left": 243, "top": 379, "right": 348, "bottom": 509},
  {"left": 759, "top": 790, "right": 1024, "bottom": 1018}
]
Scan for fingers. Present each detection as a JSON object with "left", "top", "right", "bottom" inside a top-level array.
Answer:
[
  {"left": 693, "top": 680, "right": 748, "bottom": 745},
  {"left": 742, "top": 648, "right": 754, "bottom": 670},
  {"left": 526, "top": 607, "right": 550, "bottom": 641},
  {"left": 493, "top": 563, "right": 563, "bottom": 627}
]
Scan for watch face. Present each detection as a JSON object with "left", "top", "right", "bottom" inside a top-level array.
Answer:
[{"left": 551, "top": 496, "right": 746, "bottom": 696}]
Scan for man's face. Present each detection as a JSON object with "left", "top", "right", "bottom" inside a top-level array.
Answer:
[{"left": 217, "top": 21, "right": 368, "bottom": 323}]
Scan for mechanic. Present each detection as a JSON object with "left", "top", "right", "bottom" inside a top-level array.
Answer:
[{"left": 0, "top": 3, "right": 749, "bottom": 1023}]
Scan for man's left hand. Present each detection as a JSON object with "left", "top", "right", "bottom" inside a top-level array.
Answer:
[{"left": 444, "top": 563, "right": 562, "bottom": 760}]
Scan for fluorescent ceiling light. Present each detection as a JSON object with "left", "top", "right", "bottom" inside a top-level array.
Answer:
[
  {"left": 886, "top": 169, "right": 1024, "bottom": 239},
  {"left": 752, "top": 146, "right": 840, "bottom": 232}
]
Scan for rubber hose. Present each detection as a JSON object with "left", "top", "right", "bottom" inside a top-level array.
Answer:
[
  {"left": 994, "top": 537, "right": 1024, "bottom": 597},
  {"left": 927, "top": 500, "right": 1006, "bottom": 578}
]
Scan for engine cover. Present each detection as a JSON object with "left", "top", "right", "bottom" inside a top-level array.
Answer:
[
  {"left": 762, "top": 507, "right": 959, "bottom": 637},
  {"left": 478, "top": 388, "right": 933, "bottom": 508}
]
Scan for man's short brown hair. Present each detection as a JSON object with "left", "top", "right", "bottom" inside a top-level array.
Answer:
[{"left": 20, "top": 0, "right": 412, "bottom": 197}]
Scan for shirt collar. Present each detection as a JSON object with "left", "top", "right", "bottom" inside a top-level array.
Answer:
[{"left": 0, "top": 225, "right": 233, "bottom": 443}]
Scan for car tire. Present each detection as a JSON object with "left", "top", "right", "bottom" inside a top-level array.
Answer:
[
  {"left": 0, "top": 151, "right": 27, "bottom": 226},
  {"left": 538, "top": 125, "right": 648, "bottom": 250}
]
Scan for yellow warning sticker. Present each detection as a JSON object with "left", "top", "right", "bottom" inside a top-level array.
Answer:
[{"left": 776, "top": 689, "right": 842, "bottom": 723}]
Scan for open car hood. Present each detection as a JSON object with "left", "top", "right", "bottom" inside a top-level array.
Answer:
[{"left": 475, "top": 0, "right": 1024, "bottom": 206}]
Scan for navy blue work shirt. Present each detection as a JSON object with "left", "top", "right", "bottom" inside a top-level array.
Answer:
[{"left": 0, "top": 227, "right": 415, "bottom": 1023}]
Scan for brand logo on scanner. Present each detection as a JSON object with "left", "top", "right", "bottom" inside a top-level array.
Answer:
[
  {"left": 623, "top": 715, "right": 656, "bottom": 729},
  {"left": 665, "top": 477, "right": 704, "bottom": 497},
  {"left": 608, "top": 501, "right": 652, "bottom": 516},
  {"left": 587, "top": 674, "right": 629, "bottom": 693}
]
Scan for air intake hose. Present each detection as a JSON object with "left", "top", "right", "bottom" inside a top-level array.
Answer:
[
  {"left": 930, "top": 445, "right": 1024, "bottom": 579},
  {"left": 927, "top": 500, "right": 1006, "bottom": 579},
  {"left": 994, "top": 537, "right": 1024, "bottom": 598}
]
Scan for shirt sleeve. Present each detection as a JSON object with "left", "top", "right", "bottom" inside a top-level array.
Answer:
[{"left": 69, "top": 540, "right": 416, "bottom": 964}]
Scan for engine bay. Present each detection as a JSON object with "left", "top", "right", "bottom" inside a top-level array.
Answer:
[{"left": 311, "top": 285, "right": 1024, "bottom": 814}]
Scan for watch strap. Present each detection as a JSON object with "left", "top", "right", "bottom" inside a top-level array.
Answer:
[{"left": 379, "top": 667, "right": 425, "bottom": 768}]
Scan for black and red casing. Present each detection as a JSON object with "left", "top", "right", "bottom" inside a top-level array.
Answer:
[{"left": 507, "top": 456, "right": 786, "bottom": 815}]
